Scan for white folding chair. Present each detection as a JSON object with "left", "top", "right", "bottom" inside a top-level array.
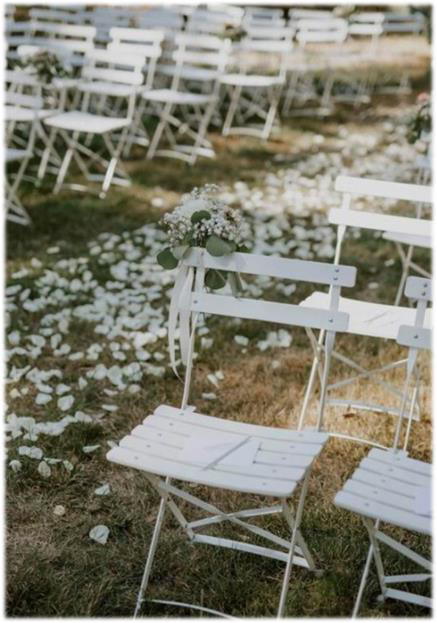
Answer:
[
  {"left": 220, "top": 37, "right": 292, "bottom": 140},
  {"left": 43, "top": 48, "right": 146, "bottom": 198},
  {"left": 334, "top": 176, "right": 432, "bottom": 305},
  {"left": 107, "top": 248, "right": 357, "bottom": 617},
  {"left": 142, "top": 34, "right": 230, "bottom": 164},
  {"left": 334, "top": 276, "right": 432, "bottom": 615},
  {"left": 297, "top": 182, "right": 432, "bottom": 448},
  {"left": 107, "top": 27, "right": 164, "bottom": 156},
  {"left": 5, "top": 104, "right": 37, "bottom": 226},
  {"left": 282, "top": 18, "right": 348, "bottom": 116},
  {"left": 134, "top": 8, "right": 184, "bottom": 41}
]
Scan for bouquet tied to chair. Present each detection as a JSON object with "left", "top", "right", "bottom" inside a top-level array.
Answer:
[{"left": 157, "top": 184, "right": 249, "bottom": 375}]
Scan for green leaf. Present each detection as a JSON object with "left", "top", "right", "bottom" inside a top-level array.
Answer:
[
  {"left": 191, "top": 210, "right": 211, "bottom": 224},
  {"left": 206, "top": 235, "right": 233, "bottom": 257},
  {"left": 172, "top": 245, "right": 189, "bottom": 260},
  {"left": 205, "top": 269, "right": 228, "bottom": 290},
  {"left": 157, "top": 247, "right": 178, "bottom": 269}
]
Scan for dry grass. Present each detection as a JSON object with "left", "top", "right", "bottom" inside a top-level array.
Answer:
[{"left": 6, "top": 90, "right": 432, "bottom": 617}]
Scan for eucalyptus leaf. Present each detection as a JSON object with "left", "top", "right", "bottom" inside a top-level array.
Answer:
[
  {"left": 205, "top": 269, "right": 228, "bottom": 290},
  {"left": 157, "top": 247, "right": 178, "bottom": 269},
  {"left": 206, "top": 235, "right": 233, "bottom": 257},
  {"left": 191, "top": 210, "right": 211, "bottom": 224},
  {"left": 172, "top": 245, "right": 189, "bottom": 260}
]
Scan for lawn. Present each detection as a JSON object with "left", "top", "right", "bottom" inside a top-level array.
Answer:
[{"left": 6, "top": 92, "right": 431, "bottom": 617}]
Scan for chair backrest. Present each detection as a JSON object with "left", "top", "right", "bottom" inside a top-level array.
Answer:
[
  {"left": 289, "top": 9, "right": 335, "bottom": 21},
  {"left": 243, "top": 25, "right": 295, "bottom": 42},
  {"left": 135, "top": 8, "right": 184, "bottom": 34},
  {"left": 173, "top": 33, "right": 231, "bottom": 73},
  {"left": 29, "top": 7, "right": 82, "bottom": 25},
  {"left": 186, "top": 7, "right": 242, "bottom": 35},
  {"left": 5, "top": 69, "right": 44, "bottom": 111},
  {"left": 82, "top": 48, "right": 145, "bottom": 87},
  {"left": 182, "top": 248, "right": 355, "bottom": 330},
  {"left": 393, "top": 276, "right": 432, "bottom": 452},
  {"left": 108, "top": 27, "right": 164, "bottom": 88},
  {"left": 295, "top": 18, "right": 348, "bottom": 45},
  {"left": 235, "top": 38, "right": 292, "bottom": 79},
  {"left": 382, "top": 11, "right": 425, "bottom": 34},
  {"left": 335, "top": 175, "right": 432, "bottom": 203},
  {"left": 348, "top": 12, "right": 384, "bottom": 39}
]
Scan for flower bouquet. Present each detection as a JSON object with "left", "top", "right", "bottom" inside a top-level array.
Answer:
[
  {"left": 17, "top": 49, "right": 73, "bottom": 84},
  {"left": 157, "top": 185, "right": 248, "bottom": 293}
]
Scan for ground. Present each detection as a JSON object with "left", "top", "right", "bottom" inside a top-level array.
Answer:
[{"left": 6, "top": 83, "right": 432, "bottom": 617}]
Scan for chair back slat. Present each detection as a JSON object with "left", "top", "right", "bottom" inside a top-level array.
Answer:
[
  {"left": 83, "top": 49, "right": 146, "bottom": 86},
  {"left": 335, "top": 175, "right": 432, "bottom": 203},
  {"left": 404, "top": 277, "right": 432, "bottom": 302},
  {"left": 397, "top": 326, "right": 431, "bottom": 351},
  {"left": 183, "top": 248, "right": 357, "bottom": 287},
  {"left": 190, "top": 293, "right": 350, "bottom": 332},
  {"left": 329, "top": 209, "right": 430, "bottom": 238}
]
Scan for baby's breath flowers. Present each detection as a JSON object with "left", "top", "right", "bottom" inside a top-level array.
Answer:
[{"left": 157, "top": 185, "right": 249, "bottom": 291}]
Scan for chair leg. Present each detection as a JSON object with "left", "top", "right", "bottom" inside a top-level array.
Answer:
[
  {"left": 277, "top": 470, "right": 311, "bottom": 617},
  {"left": 53, "top": 146, "right": 75, "bottom": 194},
  {"left": 134, "top": 491, "right": 169, "bottom": 617},
  {"left": 352, "top": 530, "right": 379, "bottom": 618},
  {"left": 222, "top": 85, "right": 242, "bottom": 136}
]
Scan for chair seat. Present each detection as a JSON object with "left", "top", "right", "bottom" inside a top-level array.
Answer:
[
  {"left": 142, "top": 89, "right": 215, "bottom": 105},
  {"left": 382, "top": 231, "right": 432, "bottom": 249},
  {"left": 6, "top": 147, "right": 31, "bottom": 162},
  {"left": 220, "top": 73, "right": 284, "bottom": 88},
  {"left": 2, "top": 104, "right": 38, "bottom": 121},
  {"left": 335, "top": 448, "right": 431, "bottom": 535},
  {"left": 43, "top": 111, "right": 131, "bottom": 133},
  {"left": 107, "top": 404, "right": 328, "bottom": 498},
  {"left": 299, "top": 292, "right": 432, "bottom": 340}
]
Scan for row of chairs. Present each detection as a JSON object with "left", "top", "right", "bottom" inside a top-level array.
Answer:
[{"left": 107, "top": 178, "right": 432, "bottom": 616}]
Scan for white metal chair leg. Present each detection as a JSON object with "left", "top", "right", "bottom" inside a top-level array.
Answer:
[
  {"left": 277, "top": 471, "right": 311, "bottom": 617},
  {"left": 351, "top": 522, "right": 379, "bottom": 617},
  {"left": 222, "top": 85, "right": 242, "bottom": 137},
  {"left": 134, "top": 485, "right": 169, "bottom": 618}
]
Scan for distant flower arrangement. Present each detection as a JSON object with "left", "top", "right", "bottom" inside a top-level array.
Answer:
[
  {"left": 407, "top": 92, "right": 431, "bottom": 144},
  {"left": 18, "top": 49, "right": 72, "bottom": 84},
  {"left": 157, "top": 185, "right": 248, "bottom": 291}
]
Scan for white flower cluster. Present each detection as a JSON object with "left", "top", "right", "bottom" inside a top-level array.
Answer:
[{"left": 162, "top": 185, "right": 248, "bottom": 248}]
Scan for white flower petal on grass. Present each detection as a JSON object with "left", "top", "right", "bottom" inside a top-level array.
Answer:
[
  {"left": 234, "top": 335, "right": 249, "bottom": 346},
  {"left": 38, "top": 461, "right": 51, "bottom": 478},
  {"left": 83, "top": 445, "right": 100, "bottom": 454},
  {"left": 207, "top": 373, "right": 219, "bottom": 388},
  {"left": 94, "top": 483, "right": 110, "bottom": 496},
  {"left": 36, "top": 393, "right": 52, "bottom": 406},
  {"left": 47, "top": 246, "right": 60, "bottom": 254},
  {"left": 9, "top": 459, "right": 22, "bottom": 472},
  {"left": 78, "top": 377, "right": 88, "bottom": 390},
  {"left": 128, "top": 384, "right": 141, "bottom": 394},
  {"left": 63, "top": 460, "right": 74, "bottom": 472},
  {"left": 89, "top": 524, "right": 109, "bottom": 545},
  {"left": 200, "top": 337, "right": 213, "bottom": 349},
  {"left": 53, "top": 505, "right": 66, "bottom": 516},
  {"left": 58, "top": 395, "right": 74, "bottom": 412},
  {"left": 18, "top": 446, "right": 43, "bottom": 460},
  {"left": 102, "top": 404, "right": 118, "bottom": 412},
  {"left": 202, "top": 392, "right": 217, "bottom": 401},
  {"left": 56, "top": 384, "right": 70, "bottom": 396}
]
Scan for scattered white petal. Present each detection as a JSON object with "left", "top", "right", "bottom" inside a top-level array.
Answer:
[
  {"left": 82, "top": 445, "right": 100, "bottom": 454},
  {"left": 89, "top": 524, "right": 109, "bottom": 545},
  {"left": 53, "top": 504, "right": 66, "bottom": 516},
  {"left": 94, "top": 483, "right": 110, "bottom": 496},
  {"left": 58, "top": 395, "right": 74, "bottom": 411},
  {"left": 38, "top": 461, "right": 51, "bottom": 478}
]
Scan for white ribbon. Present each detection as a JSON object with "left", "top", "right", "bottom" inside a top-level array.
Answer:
[{"left": 168, "top": 263, "right": 193, "bottom": 379}]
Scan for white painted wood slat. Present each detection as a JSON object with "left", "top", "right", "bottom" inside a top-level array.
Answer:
[
  {"left": 329, "top": 209, "right": 430, "bottom": 238},
  {"left": 191, "top": 293, "right": 350, "bottom": 332},
  {"left": 334, "top": 491, "right": 431, "bottom": 535},
  {"left": 154, "top": 405, "right": 328, "bottom": 445},
  {"left": 335, "top": 176, "right": 432, "bottom": 203},
  {"left": 107, "top": 446, "right": 300, "bottom": 497},
  {"left": 183, "top": 248, "right": 356, "bottom": 286}
]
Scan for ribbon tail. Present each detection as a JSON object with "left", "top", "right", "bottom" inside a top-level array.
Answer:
[{"left": 168, "top": 264, "right": 189, "bottom": 379}]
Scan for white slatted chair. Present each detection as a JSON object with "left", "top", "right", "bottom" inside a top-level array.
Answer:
[
  {"left": 334, "top": 176, "right": 432, "bottom": 305},
  {"left": 83, "top": 6, "right": 134, "bottom": 46},
  {"left": 107, "top": 248, "right": 357, "bottom": 617},
  {"left": 186, "top": 7, "right": 241, "bottom": 36},
  {"left": 42, "top": 48, "right": 146, "bottom": 198},
  {"left": 335, "top": 276, "right": 432, "bottom": 615},
  {"left": 220, "top": 37, "right": 292, "bottom": 140},
  {"left": 28, "top": 7, "right": 83, "bottom": 26},
  {"left": 142, "top": 34, "right": 230, "bottom": 164},
  {"left": 282, "top": 18, "right": 348, "bottom": 116},
  {"left": 107, "top": 27, "right": 165, "bottom": 156},
  {"left": 298, "top": 268, "right": 434, "bottom": 449},
  {"left": 5, "top": 103, "right": 37, "bottom": 226},
  {"left": 134, "top": 8, "right": 184, "bottom": 42}
]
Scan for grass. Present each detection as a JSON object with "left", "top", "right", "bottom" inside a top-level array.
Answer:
[{"left": 6, "top": 93, "right": 432, "bottom": 617}]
